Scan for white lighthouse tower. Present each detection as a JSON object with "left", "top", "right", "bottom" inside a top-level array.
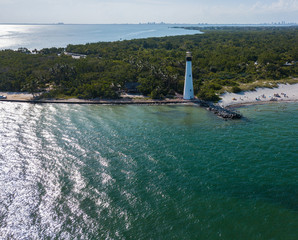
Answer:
[{"left": 183, "top": 51, "right": 194, "bottom": 100}]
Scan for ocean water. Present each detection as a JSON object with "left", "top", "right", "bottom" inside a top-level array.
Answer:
[
  {"left": 0, "top": 24, "right": 200, "bottom": 50},
  {"left": 0, "top": 102, "right": 297, "bottom": 239}
]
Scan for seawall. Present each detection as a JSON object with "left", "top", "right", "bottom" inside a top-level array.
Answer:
[{"left": 0, "top": 98, "right": 242, "bottom": 119}]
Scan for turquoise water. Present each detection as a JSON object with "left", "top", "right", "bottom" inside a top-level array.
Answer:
[
  {"left": 0, "top": 102, "right": 297, "bottom": 239},
  {"left": 0, "top": 24, "right": 200, "bottom": 50}
]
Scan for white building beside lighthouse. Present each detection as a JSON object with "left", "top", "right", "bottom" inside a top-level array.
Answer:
[{"left": 183, "top": 51, "right": 194, "bottom": 100}]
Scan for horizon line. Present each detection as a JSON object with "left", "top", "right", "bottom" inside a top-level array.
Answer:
[{"left": 0, "top": 22, "right": 297, "bottom": 26}]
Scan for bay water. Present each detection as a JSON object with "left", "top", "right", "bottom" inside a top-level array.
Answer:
[
  {"left": 0, "top": 102, "right": 297, "bottom": 239},
  {"left": 0, "top": 24, "right": 200, "bottom": 50}
]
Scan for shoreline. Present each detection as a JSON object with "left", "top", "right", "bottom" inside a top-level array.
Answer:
[
  {"left": 218, "top": 83, "right": 298, "bottom": 108},
  {"left": 0, "top": 97, "right": 242, "bottom": 119},
  {"left": 1, "top": 84, "right": 298, "bottom": 120},
  {"left": 0, "top": 92, "right": 197, "bottom": 105},
  {"left": 0, "top": 98, "right": 194, "bottom": 105},
  {"left": 1, "top": 97, "right": 297, "bottom": 108},
  {"left": 0, "top": 92, "right": 191, "bottom": 104},
  {"left": 2, "top": 83, "right": 298, "bottom": 108}
]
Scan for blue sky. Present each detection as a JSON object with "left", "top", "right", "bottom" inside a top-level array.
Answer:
[{"left": 0, "top": 0, "right": 297, "bottom": 24}]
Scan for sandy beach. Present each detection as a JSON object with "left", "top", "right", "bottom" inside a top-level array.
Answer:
[
  {"left": 1, "top": 84, "right": 298, "bottom": 107},
  {"left": 218, "top": 83, "right": 298, "bottom": 107},
  {"left": 0, "top": 92, "right": 192, "bottom": 105},
  {"left": 0, "top": 92, "right": 33, "bottom": 100}
]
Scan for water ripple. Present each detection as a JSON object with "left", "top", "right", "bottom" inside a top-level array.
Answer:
[{"left": 0, "top": 103, "right": 297, "bottom": 239}]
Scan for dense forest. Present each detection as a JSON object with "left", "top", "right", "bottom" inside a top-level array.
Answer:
[{"left": 0, "top": 27, "right": 297, "bottom": 101}]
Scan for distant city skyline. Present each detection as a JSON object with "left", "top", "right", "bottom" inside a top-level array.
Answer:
[{"left": 0, "top": 0, "right": 297, "bottom": 24}]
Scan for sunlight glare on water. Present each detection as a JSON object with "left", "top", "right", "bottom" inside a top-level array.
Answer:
[
  {"left": 0, "top": 24, "right": 200, "bottom": 50},
  {"left": 0, "top": 25, "right": 43, "bottom": 49},
  {"left": 0, "top": 102, "right": 297, "bottom": 239}
]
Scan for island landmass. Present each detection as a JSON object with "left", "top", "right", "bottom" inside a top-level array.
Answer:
[{"left": 0, "top": 26, "right": 297, "bottom": 110}]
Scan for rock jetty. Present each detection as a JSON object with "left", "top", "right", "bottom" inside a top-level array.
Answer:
[{"left": 196, "top": 100, "right": 242, "bottom": 119}]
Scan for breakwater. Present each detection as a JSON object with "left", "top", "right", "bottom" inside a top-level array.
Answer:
[
  {"left": 0, "top": 98, "right": 242, "bottom": 119},
  {"left": 194, "top": 100, "right": 242, "bottom": 119}
]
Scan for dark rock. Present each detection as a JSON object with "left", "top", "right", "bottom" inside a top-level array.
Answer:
[{"left": 193, "top": 100, "right": 242, "bottom": 119}]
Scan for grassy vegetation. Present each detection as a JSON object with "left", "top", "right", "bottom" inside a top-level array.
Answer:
[{"left": 221, "top": 78, "right": 298, "bottom": 93}]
